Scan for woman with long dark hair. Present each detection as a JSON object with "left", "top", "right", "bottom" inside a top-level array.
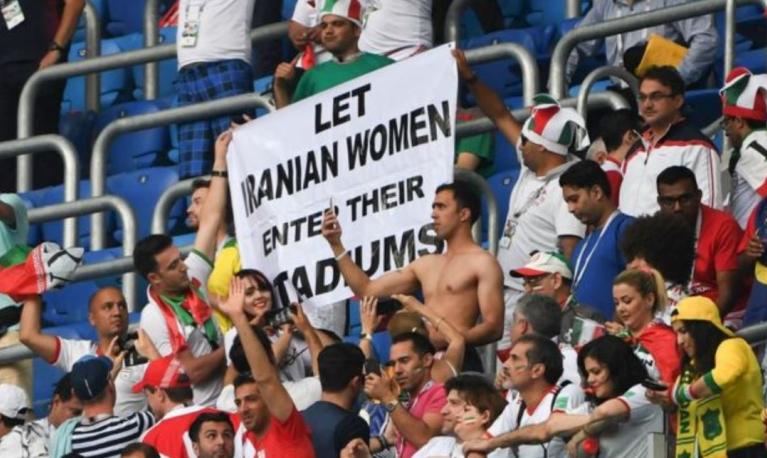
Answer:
[
  {"left": 463, "top": 335, "right": 666, "bottom": 456},
  {"left": 663, "top": 296, "right": 765, "bottom": 458}
]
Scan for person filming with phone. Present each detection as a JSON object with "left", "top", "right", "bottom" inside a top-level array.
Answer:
[{"left": 321, "top": 180, "right": 504, "bottom": 372}]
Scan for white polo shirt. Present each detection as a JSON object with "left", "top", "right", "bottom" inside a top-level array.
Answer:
[
  {"left": 358, "top": 0, "right": 432, "bottom": 61},
  {"left": 497, "top": 160, "right": 585, "bottom": 290},
  {"left": 177, "top": 0, "right": 256, "bottom": 68},
  {"left": 489, "top": 383, "right": 585, "bottom": 458}
]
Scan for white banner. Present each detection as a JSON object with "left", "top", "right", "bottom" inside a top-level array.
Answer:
[{"left": 228, "top": 44, "right": 457, "bottom": 309}]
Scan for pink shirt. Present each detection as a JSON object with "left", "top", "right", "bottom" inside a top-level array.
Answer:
[{"left": 397, "top": 380, "right": 447, "bottom": 458}]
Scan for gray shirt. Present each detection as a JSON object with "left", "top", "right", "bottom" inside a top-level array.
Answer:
[{"left": 566, "top": 0, "right": 718, "bottom": 85}]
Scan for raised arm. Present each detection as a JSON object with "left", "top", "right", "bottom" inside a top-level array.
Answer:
[
  {"left": 393, "top": 294, "right": 465, "bottom": 381},
  {"left": 463, "top": 255, "right": 504, "bottom": 345},
  {"left": 19, "top": 295, "right": 59, "bottom": 363},
  {"left": 221, "top": 277, "right": 295, "bottom": 422},
  {"left": 291, "top": 303, "right": 324, "bottom": 376},
  {"left": 321, "top": 210, "right": 420, "bottom": 297},
  {"left": 453, "top": 49, "right": 522, "bottom": 147},
  {"left": 194, "top": 130, "right": 231, "bottom": 260},
  {"left": 176, "top": 346, "right": 225, "bottom": 385},
  {"left": 358, "top": 296, "right": 382, "bottom": 359}
]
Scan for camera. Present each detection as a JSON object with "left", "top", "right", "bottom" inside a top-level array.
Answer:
[
  {"left": 266, "top": 305, "right": 295, "bottom": 329},
  {"left": 118, "top": 331, "right": 148, "bottom": 367}
]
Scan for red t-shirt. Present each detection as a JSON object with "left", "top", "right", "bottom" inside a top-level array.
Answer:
[
  {"left": 738, "top": 206, "right": 759, "bottom": 254},
  {"left": 232, "top": 407, "right": 315, "bottom": 458},
  {"left": 601, "top": 158, "right": 623, "bottom": 208},
  {"left": 142, "top": 405, "right": 217, "bottom": 458},
  {"left": 398, "top": 381, "right": 447, "bottom": 458},
  {"left": 636, "top": 323, "right": 681, "bottom": 388},
  {"left": 692, "top": 205, "right": 742, "bottom": 301}
]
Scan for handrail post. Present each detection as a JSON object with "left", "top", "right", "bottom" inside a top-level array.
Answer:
[
  {"left": 0, "top": 135, "right": 80, "bottom": 247},
  {"left": 27, "top": 195, "right": 138, "bottom": 310},
  {"left": 444, "top": 0, "right": 473, "bottom": 44},
  {"left": 567, "top": 0, "right": 582, "bottom": 18},
  {"left": 465, "top": 43, "right": 539, "bottom": 107},
  {"left": 576, "top": 66, "right": 638, "bottom": 123},
  {"left": 143, "top": 0, "right": 160, "bottom": 100},
  {"left": 84, "top": 0, "right": 102, "bottom": 112},
  {"left": 90, "top": 93, "right": 275, "bottom": 250}
]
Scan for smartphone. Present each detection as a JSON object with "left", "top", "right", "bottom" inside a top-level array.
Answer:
[
  {"left": 376, "top": 298, "right": 403, "bottom": 315},
  {"left": 364, "top": 359, "right": 381, "bottom": 376},
  {"left": 640, "top": 378, "right": 668, "bottom": 391}
]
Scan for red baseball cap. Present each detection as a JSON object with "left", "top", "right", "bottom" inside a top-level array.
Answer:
[{"left": 132, "top": 355, "right": 191, "bottom": 393}]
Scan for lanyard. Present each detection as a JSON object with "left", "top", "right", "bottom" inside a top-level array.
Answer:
[
  {"left": 573, "top": 211, "right": 620, "bottom": 288},
  {"left": 508, "top": 172, "right": 557, "bottom": 223}
]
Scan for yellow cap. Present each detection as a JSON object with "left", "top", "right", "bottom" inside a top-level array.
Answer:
[{"left": 671, "top": 296, "right": 734, "bottom": 337}]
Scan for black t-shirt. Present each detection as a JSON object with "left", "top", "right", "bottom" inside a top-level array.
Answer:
[
  {"left": 302, "top": 400, "right": 370, "bottom": 458},
  {"left": 0, "top": 0, "right": 64, "bottom": 66}
]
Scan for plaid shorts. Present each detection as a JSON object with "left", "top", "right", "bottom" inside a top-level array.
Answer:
[{"left": 176, "top": 59, "right": 253, "bottom": 179}]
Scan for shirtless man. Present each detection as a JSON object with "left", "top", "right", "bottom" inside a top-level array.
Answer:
[{"left": 321, "top": 180, "right": 504, "bottom": 371}]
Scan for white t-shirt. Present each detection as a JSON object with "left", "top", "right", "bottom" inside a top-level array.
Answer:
[
  {"left": 140, "top": 250, "right": 223, "bottom": 407},
  {"left": 215, "top": 377, "right": 322, "bottom": 413},
  {"left": 414, "top": 436, "right": 507, "bottom": 458},
  {"left": 489, "top": 383, "right": 585, "bottom": 458},
  {"left": 497, "top": 161, "right": 586, "bottom": 290},
  {"left": 177, "top": 0, "right": 256, "bottom": 68},
  {"left": 224, "top": 328, "right": 309, "bottom": 383},
  {"left": 563, "top": 384, "right": 665, "bottom": 458},
  {"left": 358, "top": 0, "right": 432, "bottom": 61},
  {"left": 731, "top": 130, "right": 767, "bottom": 228},
  {"left": 52, "top": 338, "right": 147, "bottom": 416},
  {"left": 559, "top": 343, "right": 581, "bottom": 387}
]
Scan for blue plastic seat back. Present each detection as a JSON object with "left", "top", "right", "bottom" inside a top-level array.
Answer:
[
  {"left": 17, "top": 190, "right": 42, "bottom": 247},
  {"left": 463, "top": 29, "right": 538, "bottom": 102},
  {"left": 106, "top": 0, "right": 145, "bottom": 36},
  {"left": 107, "top": 166, "right": 184, "bottom": 241},
  {"left": 59, "top": 110, "right": 98, "bottom": 169},
  {"left": 132, "top": 27, "right": 179, "bottom": 100},
  {"left": 37, "top": 180, "right": 114, "bottom": 248},
  {"left": 94, "top": 100, "right": 172, "bottom": 175},
  {"left": 62, "top": 38, "right": 133, "bottom": 113},
  {"left": 684, "top": 89, "right": 724, "bottom": 132},
  {"left": 481, "top": 169, "right": 521, "bottom": 242},
  {"left": 71, "top": 0, "right": 108, "bottom": 43}
]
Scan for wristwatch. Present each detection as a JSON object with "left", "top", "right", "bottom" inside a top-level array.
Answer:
[
  {"left": 49, "top": 41, "right": 66, "bottom": 53},
  {"left": 384, "top": 398, "right": 400, "bottom": 413},
  {"left": 359, "top": 332, "right": 372, "bottom": 341}
]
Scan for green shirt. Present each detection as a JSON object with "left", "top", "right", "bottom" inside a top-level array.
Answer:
[
  {"left": 292, "top": 52, "right": 394, "bottom": 103},
  {"left": 455, "top": 131, "right": 495, "bottom": 178}
]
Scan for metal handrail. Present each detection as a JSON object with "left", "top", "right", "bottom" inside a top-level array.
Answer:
[
  {"left": 0, "top": 135, "right": 80, "bottom": 247},
  {"left": 576, "top": 66, "right": 639, "bottom": 123},
  {"left": 151, "top": 177, "right": 200, "bottom": 234},
  {"left": 143, "top": 0, "right": 161, "bottom": 101},
  {"left": 83, "top": 0, "right": 102, "bottom": 112},
  {"left": 444, "top": 0, "right": 472, "bottom": 44},
  {"left": 549, "top": 0, "right": 763, "bottom": 99},
  {"left": 465, "top": 43, "right": 539, "bottom": 107},
  {"left": 567, "top": 0, "right": 582, "bottom": 19},
  {"left": 89, "top": 93, "right": 275, "bottom": 250},
  {"left": 15, "top": 21, "right": 289, "bottom": 192},
  {"left": 27, "top": 195, "right": 138, "bottom": 311}
]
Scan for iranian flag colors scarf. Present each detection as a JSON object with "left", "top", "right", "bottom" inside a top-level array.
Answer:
[
  {"left": 149, "top": 280, "right": 218, "bottom": 353},
  {"left": 675, "top": 365, "right": 728, "bottom": 458},
  {"left": 0, "top": 243, "right": 83, "bottom": 300}
]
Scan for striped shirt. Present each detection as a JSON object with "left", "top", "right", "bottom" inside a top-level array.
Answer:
[{"left": 70, "top": 412, "right": 155, "bottom": 458}]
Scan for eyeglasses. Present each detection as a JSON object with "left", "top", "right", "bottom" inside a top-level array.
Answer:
[
  {"left": 657, "top": 193, "right": 697, "bottom": 208},
  {"left": 637, "top": 92, "right": 676, "bottom": 103},
  {"left": 522, "top": 274, "right": 552, "bottom": 288}
]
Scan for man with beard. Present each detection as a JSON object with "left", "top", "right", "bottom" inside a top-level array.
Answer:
[
  {"left": 188, "top": 411, "right": 235, "bottom": 458},
  {"left": 656, "top": 166, "right": 743, "bottom": 319},
  {"left": 322, "top": 180, "right": 504, "bottom": 371},
  {"left": 20, "top": 287, "right": 155, "bottom": 415},
  {"left": 559, "top": 160, "right": 634, "bottom": 318}
]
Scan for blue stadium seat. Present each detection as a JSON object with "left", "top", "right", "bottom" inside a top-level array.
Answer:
[
  {"left": 130, "top": 28, "right": 179, "bottom": 100},
  {"left": 526, "top": 0, "right": 569, "bottom": 28},
  {"left": 346, "top": 298, "right": 361, "bottom": 337},
  {"left": 481, "top": 169, "right": 521, "bottom": 242},
  {"left": 106, "top": 0, "right": 146, "bottom": 36},
  {"left": 59, "top": 110, "right": 97, "bottom": 171},
  {"left": 685, "top": 89, "right": 723, "bottom": 132},
  {"left": 71, "top": 0, "right": 108, "bottom": 43},
  {"left": 94, "top": 100, "right": 172, "bottom": 175},
  {"left": 733, "top": 47, "right": 767, "bottom": 75},
  {"left": 62, "top": 38, "right": 133, "bottom": 113},
  {"left": 37, "top": 180, "right": 114, "bottom": 248},
  {"left": 107, "top": 167, "right": 185, "bottom": 241},
  {"left": 282, "top": 0, "right": 299, "bottom": 21},
  {"left": 42, "top": 248, "right": 121, "bottom": 326},
  {"left": 463, "top": 29, "right": 538, "bottom": 103},
  {"left": 493, "top": 130, "right": 521, "bottom": 173}
]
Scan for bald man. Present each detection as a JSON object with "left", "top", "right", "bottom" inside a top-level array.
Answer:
[{"left": 20, "top": 287, "right": 157, "bottom": 415}]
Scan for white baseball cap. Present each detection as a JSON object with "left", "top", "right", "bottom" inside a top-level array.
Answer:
[
  {"left": 0, "top": 384, "right": 30, "bottom": 420},
  {"left": 510, "top": 251, "right": 573, "bottom": 280}
]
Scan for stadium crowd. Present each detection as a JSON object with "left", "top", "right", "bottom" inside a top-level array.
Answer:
[{"left": 2, "top": 0, "right": 767, "bottom": 457}]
